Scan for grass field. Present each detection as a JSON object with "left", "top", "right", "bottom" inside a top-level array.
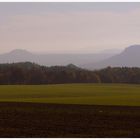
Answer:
[{"left": 0, "top": 84, "right": 140, "bottom": 106}]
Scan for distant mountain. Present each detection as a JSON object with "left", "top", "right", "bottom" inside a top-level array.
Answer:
[
  {"left": 9, "top": 49, "right": 32, "bottom": 55},
  {"left": 83, "top": 45, "right": 140, "bottom": 70},
  {"left": 0, "top": 49, "right": 116, "bottom": 67},
  {"left": 0, "top": 49, "right": 34, "bottom": 63}
]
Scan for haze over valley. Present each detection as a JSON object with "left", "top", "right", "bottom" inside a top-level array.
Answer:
[
  {"left": 0, "top": 45, "right": 140, "bottom": 70},
  {"left": 0, "top": 48, "right": 119, "bottom": 68}
]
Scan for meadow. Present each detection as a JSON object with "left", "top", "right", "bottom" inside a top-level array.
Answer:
[{"left": 0, "top": 84, "right": 140, "bottom": 106}]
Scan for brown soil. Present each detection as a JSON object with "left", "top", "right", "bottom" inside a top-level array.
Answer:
[{"left": 0, "top": 102, "right": 140, "bottom": 138}]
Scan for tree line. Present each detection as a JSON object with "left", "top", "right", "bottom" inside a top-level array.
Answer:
[{"left": 0, "top": 62, "right": 140, "bottom": 84}]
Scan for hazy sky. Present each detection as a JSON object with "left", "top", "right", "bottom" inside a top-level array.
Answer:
[{"left": 1, "top": 2, "right": 140, "bottom": 53}]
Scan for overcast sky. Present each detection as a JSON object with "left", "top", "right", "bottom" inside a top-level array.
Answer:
[{"left": 1, "top": 2, "right": 140, "bottom": 53}]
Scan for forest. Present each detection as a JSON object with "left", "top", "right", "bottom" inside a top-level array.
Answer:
[{"left": 0, "top": 62, "right": 140, "bottom": 84}]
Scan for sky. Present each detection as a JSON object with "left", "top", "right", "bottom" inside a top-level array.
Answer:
[{"left": 1, "top": 2, "right": 140, "bottom": 53}]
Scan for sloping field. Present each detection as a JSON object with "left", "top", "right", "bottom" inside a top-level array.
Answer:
[{"left": 0, "top": 84, "right": 140, "bottom": 106}]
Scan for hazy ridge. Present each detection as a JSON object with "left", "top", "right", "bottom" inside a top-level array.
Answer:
[
  {"left": 0, "top": 45, "right": 140, "bottom": 70},
  {"left": 83, "top": 45, "right": 140, "bottom": 70},
  {"left": 0, "top": 49, "right": 116, "bottom": 67}
]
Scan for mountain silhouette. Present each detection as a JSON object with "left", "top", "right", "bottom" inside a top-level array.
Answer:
[
  {"left": 0, "top": 49, "right": 115, "bottom": 67},
  {"left": 9, "top": 49, "right": 32, "bottom": 55},
  {"left": 0, "top": 49, "right": 34, "bottom": 63},
  {"left": 84, "top": 45, "right": 140, "bottom": 70}
]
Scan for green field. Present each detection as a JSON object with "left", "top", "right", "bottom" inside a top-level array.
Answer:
[{"left": 0, "top": 84, "right": 140, "bottom": 106}]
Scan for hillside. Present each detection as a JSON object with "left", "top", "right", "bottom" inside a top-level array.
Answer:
[{"left": 84, "top": 45, "right": 140, "bottom": 70}]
